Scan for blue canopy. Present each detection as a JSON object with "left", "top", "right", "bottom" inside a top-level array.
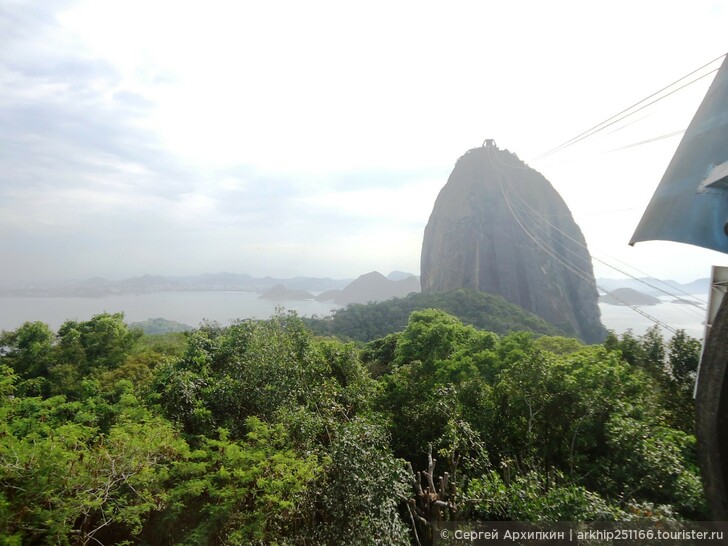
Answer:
[{"left": 630, "top": 54, "right": 728, "bottom": 253}]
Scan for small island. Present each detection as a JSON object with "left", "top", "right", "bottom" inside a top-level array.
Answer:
[
  {"left": 258, "top": 284, "right": 315, "bottom": 301},
  {"left": 599, "top": 287, "right": 661, "bottom": 306}
]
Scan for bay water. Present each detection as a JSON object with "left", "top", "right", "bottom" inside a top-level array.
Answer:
[
  {"left": 0, "top": 292, "right": 708, "bottom": 340},
  {"left": 0, "top": 291, "right": 340, "bottom": 333}
]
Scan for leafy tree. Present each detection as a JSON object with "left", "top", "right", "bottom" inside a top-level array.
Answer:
[
  {"left": 669, "top": 330, "right": 701, "bottom": 387},
  {"left": 468, "top": 470, "right": 619, "bottom": 521},
  {"left": 662, "top": 329, "right": 702, "bottom": 433},
  {"left": 603, "top": 414, "right": 705, "bottom": 517},
  {"left": 315, "top": 418, "right": 411, "bottom": 546},
  {"left": 614, "top": 328, "right": 643, "bottom": 366},
  {"left": 375, "top": 311, "right": 707, "bottom": 523},
  {"left": 394, "top": 309, "right": 481, "bottom": 371},
  {"left": 638, "top": 325, "right": 669, "bottom": 382},
  {"left": 97, "top": 331, "right": 189, "bottom": 394},
  {"left": 1, "top": 314, "right": 147, "bottom": 399},
  {"left": 56, "top": 313, "right": 141, "bottom": 374},
  {"left": 157, "top": 418, "right": 320, "bottom": 545},
  {"left": 0, "top": 321, "right": 55, "bottom": 393},
  {"left": 534, "top": 335, "right": 584, "bottom": 355},
  {"left": 609, "top": 327, "right": 701, "bottom": 434},
  {"left": 152, "top": 313, "right": 377, "bottom": 439},
  {"left": 360, "top": 332, "right": 400, "bottom": 377},
  {"left": 0, "top": 369, "right": 186, "bottom": 545}
]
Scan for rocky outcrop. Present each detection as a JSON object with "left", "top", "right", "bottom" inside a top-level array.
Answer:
[{"left": 420, "top": 144, "right": 606, "bottom": 343}]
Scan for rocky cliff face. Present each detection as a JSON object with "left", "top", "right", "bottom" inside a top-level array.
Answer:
[{"left": 420, "top": 145, "right": 606, "bottom": 343}]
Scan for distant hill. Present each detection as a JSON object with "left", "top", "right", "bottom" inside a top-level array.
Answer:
[
  {"left": 597, "top": 277, "right": 710, "bottom": 297},
  {"left": 600, "top": 287, "right": 661, "bottom": 306},
  {"left": 386, "top": 270, "right": 418, "bottom": 281},
  {"left": 128, "top": 317, "right": 193, "bottom": 334},
  {"left": 1, "top": 272, "right": 352, "bottom": 297},
  {"left": 315, "top": 271, "right": 420, "bottom": 305},
  {"left": 303, "top": 288, "right": 564, "bottom": 342},
  {"left": 259, "top": 284, "right": 315, "bottom": 301}
]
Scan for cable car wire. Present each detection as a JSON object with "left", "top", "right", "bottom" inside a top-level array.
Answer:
[
  {"left": 533, "top": 52, "right": 726, "bottom": 161},
  {"left": 489, "top": 138, "right": 708, "bottom": 309},
  {"left": 486, "top": 147, "right": 686, "bottom": 333},
  {"left": 503, "top": 177, "right": 707, "bottom": 314}
]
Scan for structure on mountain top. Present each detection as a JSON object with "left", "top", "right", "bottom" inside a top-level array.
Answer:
[{"left": 421, "top": 144, "right": 606, "bottom": 343}]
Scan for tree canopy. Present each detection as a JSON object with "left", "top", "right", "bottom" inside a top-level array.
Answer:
[{"left": 0, "top": 310, "right": 706, "bottom": 544}]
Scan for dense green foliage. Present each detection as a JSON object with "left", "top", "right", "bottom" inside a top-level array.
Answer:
[
  {"left": 303, "top": 288, "right": 564, "bottom": 342},
  {"left": 0, "top": 310, "right": 705, "bottom": 545},
  {"left": 128, "top": 318, "right": 193, "bottom": 335}
]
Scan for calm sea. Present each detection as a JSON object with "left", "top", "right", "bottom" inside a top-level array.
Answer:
[
  {"left": 0, "top": 292, "right": 708, "bottom": 340},
  {"left": 0, "top": 292, "right": 341, "bottom": 333},
  {"left": 598, "top": 295, "right": 708, "bottom": 340}
]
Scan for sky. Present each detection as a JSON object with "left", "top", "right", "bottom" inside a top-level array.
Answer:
[{"left": 1, "top": 0, "right": 727, "bottom": 285}]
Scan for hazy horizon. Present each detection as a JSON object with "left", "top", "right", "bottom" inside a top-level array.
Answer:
[{"left": 0, "top": 268, "right": 713, "bottom": 290}]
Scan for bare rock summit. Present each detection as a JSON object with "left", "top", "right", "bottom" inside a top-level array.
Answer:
[{"left": 420, "top": 144, "right": 606, "bottom": 343}]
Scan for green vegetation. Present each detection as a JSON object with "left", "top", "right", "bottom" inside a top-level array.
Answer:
[
  {"left": 128, "top": 317, "right": 193, "bottom": 335},
  {"left": 0, "top": 310, "right": 705, "bottom": 545},
  {"left": 303, "top": 288, "right": 564, "bottom": 342}
]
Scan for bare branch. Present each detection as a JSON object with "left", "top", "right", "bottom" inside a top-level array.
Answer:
[{"left": 406, "top": 503, "right": 424, "bottom": 546}]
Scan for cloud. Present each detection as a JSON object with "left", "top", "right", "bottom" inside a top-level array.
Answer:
[
  {"left": 1, "top": 2, "right": 416, "bottom": 282},
  {"left": 0, "top": 5, "right": 192, "bottom": 279},
  {"left": 2, "top": 0, "right": 728, "bottom": 285}
]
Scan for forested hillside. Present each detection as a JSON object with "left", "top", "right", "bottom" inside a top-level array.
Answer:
[
  {"left": 304, "top": 288, "right": 565, "bottom": 342},
  {"left": 0, "top": 311, "right": 704, "bottom": 545}
]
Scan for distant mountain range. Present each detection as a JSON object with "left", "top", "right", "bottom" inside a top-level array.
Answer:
[
  {"left": 596, "top": 277, "right": 710, "bottom": 298},
  {"left": 1, "top": 273, "right": 711, "bottom": 308},
  {"left": 0, "top": 273, "right": 351, "bottom": 297},
  {"left": 0, "top": 271, "right": 419, "bottom": 299},
  {"left": 259, "top": 271, "right": 421, "bottom": 305}
]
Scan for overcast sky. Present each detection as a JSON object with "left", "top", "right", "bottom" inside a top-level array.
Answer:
[{"left": 2, "top": 0, "right": 727, "bottom": 285}]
